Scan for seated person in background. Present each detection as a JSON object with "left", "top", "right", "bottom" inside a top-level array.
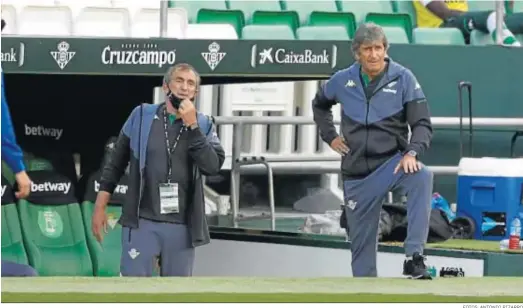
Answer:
[{"left": 413, "top": 0, "right": 522, "bottom": 46}]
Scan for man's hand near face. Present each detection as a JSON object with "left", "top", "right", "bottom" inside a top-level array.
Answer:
[{"left": 178, "top": 99, "right": 198, "bottom": 127}]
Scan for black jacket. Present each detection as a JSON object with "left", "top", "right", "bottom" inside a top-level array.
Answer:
[
  {"left": 99, "top": 103, "right": 225, "bottom": 247},
  {"left": 313, "top": 59, "right": 433, "bottom": 180}
]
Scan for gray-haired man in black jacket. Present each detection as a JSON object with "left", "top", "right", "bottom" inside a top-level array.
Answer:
[{"left": 92, "top": 63, "right": 225, "bottom": 277}]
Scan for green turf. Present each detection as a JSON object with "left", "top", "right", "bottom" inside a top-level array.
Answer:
[
  {"left": 3, "top": 277, "right": 523, "bottom": 297},
  {"left": 426, "top": 239, "right": 523, "bottom": 254},
  {"left": 376, "top": 238, "right": 522, "bottom": 254},
  {"left": 3, "top": 292, "right": 523, "bottom": 303}
]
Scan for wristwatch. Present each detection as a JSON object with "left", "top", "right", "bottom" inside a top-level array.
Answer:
[
  {"left": 188, "top": 123, "right": 199, "bottom": 131},
  {"left": 405, "top": 150, "right": 417, "bottom": 157}
]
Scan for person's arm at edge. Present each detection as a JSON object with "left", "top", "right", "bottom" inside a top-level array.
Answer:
[
  {"left": 1, "top": 71, "right": 26, "bottom": 174},
  {"left": 422, "top": 0, "right": 463, "bottom": 20}
]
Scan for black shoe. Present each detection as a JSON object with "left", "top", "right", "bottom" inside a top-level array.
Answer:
[
  {"left": 403, "top": 252, "right": 432, "bottom": 280},
  {"left": 440, "top": 267, "right": 465, "bottom": 277}
]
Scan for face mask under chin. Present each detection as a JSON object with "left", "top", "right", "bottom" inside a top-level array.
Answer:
[{"left": 167, "top": 91, "right": 182, "bottom": 109}]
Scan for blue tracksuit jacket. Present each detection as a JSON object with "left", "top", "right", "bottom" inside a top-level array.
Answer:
[
  {"left": 312, "top": 58, "right": 433, "bottom": 180},
  {"left": 1, "top": 71, "right": 25, "bottom": 174}
]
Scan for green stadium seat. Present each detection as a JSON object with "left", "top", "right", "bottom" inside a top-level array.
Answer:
[
  {"left": 1, "top": 177, "right": 30, "bottom": 265},
  {"left": 251, "top": 11, "right": 300, "bottom": 34},
  {"left": 1, "top": 204, "right": 28, "bottom": 264},
  {"left": 382, "top": 26, "right": 409, "bottom": 44},
  {"left": 1, "top": 161, "right": 16, "bottom": 186},
  {"left": 230, "top": 1, "right": 298, "bottom": 33},
  {"left": 18, "top": 170, "right": 93, "bottom": 276},
  {"left": 81, "top": 170, "right": 129, "bottom": 277},
  {"left": 470, "top": 29, "right": 495, "bottom": 45},
  {"left": 392, "top": 0, "right": 417, "bottom": 27},
  {"left": 282, "top": 0, "right": 339, "bottom": 25},
  {"left": 197, "top": 8, "right": 245, "bottom": 38},
  {"left": 413, "top": 28, "right": 465, "bottom": 45},
  {"left": 24, "top": 157, "right": 54, "bottom": 172},
  {"left": 365, "top": 13, "right": 413, "bottom": 42},
  {"left": 228, "top": 0, "right": 281, "bottom": 21},
  {"left": 339, "top": 0, "right": 394, "bottom": 24},
  {"left": 467, "top": 0, "right": 496, "bottom": 12},
  {"left": 242, "top": 24, "right": 295, "bottom": 39},
  {"left": 296, "top": 26, "right": 351, "bottom": 40},
  {"left": 515, "top": 1, "right": 523, "bottom": 13},
  {"left": 171, "top": 1, "right": 227, "bottom": 22},
  {"left": 1, "top": 153, "right": 55, "bottom": 187},
  {"left": 471, "top": 32, "right": 523, "bottom": 46},
  {"left": 308, "top": 11, "right": 356, "bottom": 38}
]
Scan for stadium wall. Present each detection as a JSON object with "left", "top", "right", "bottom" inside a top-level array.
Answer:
[{"left": 204, "top": 228, "right": 523, "bottom": 277}]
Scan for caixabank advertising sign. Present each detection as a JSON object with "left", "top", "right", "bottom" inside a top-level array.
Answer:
[{"left": 0, "top": 36, "right": 352, "bottom": 77}]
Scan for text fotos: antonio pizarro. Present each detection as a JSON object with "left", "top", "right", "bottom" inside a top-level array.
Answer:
[{"left": 101, "top": 43, "right": 176, "bottom": 68}]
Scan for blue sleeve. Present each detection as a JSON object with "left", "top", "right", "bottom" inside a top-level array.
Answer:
[
  {"left": 322, "top": 74, "right": 340, "bottom": 101},
  {"left": 403, "top": 69, "right": 427, "bottom": 104},
  {"left": 122, "top": 104, "right": 141, "bottom": 137},
  {"left": 197, "top": 114, "right": 219, "bottom": 143},
  {"left": 1, "top": 72, "right": 26, "bottom": 173}
]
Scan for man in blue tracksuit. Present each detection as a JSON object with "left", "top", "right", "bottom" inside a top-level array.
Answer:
[
  {"left": 313, "top": 23, "right": 434, "bottom": 279},
  {"left": 92, "top": 63, "right": 225, "bottom": 276},
  {"left": 1, "top": 19, "right": 38, "bottom": 276}
]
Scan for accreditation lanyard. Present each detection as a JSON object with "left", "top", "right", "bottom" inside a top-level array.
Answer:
[{"left": 163, "top": 108, "right": 185, "bottom": 183}]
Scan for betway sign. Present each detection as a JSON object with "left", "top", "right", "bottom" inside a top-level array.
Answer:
[
  {"left": 31, "top": 182, "right": 71, "bottom": 195},
  {"left": 94, "top": 180, "right": 128, "bottom": 195},
  {"left": 251, "top": 44, "right": 337, "bottom": 68}
]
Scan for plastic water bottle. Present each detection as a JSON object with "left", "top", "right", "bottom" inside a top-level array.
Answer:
[
  {"left": 500, "top": 239, "right": 508, "bottom": 250},
  {"left": 509, "top": 217, "right": 521, "bottom": 250}
]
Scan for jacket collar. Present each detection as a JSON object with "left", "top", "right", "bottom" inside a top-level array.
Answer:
[{"left": 349, "top": 57, "right": 403, "bottom": 84}]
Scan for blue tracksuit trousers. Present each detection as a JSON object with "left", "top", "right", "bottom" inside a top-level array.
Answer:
[
  {"left": 1, "top": 260, "right": 38, "bottom": 277},
  {"left": 120, "top": 218, "right": 195, "bottom": 277},
  {"left": 343, "top": 153, "right": 433, "bottom": 277}
]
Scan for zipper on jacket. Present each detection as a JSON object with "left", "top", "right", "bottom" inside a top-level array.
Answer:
[
  {"left": 371, "top": 76, "right": 400, "bottom": 98},
  {"left": 136, "top": 106, "right": 144, "bottom": 226},
  {"left": 137, "top": 172, "right": 143, "bottom": 222},
  {"left": 362, "top": 76, "right": 401, "bottom": 175},
  {"left": 364, "top": 98, "right": 371, "bottom": 175},
  {"left": 128, "top": 228, "right": 132, "bottom": 243}
]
